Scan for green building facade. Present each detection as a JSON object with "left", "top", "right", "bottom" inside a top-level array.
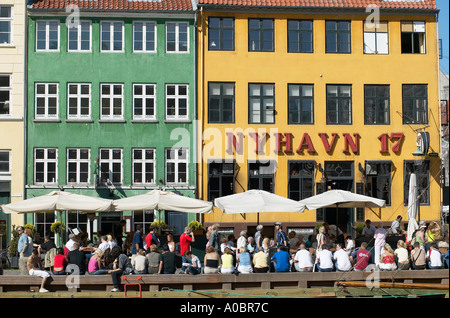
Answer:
[{"left": 25, "top": 1, "right": 198, "bottom": 241}]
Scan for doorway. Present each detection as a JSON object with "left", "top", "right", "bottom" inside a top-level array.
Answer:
[
  {"left": 99, "top": 213, "right": 122, "bottom": 236},
  {"left": 165, "top": 211, "right": 188, "bottom": 236}
]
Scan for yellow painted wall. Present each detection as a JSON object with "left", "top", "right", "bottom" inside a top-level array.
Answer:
[
  {"left": 197, "top": 11, "right": 441, "bottom": 226},
  {"left": 0, "top": 0, "right": 25, "bottom": 233}
]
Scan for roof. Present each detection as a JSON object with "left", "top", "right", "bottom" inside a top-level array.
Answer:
[
  {"left": 31, "top": 0, "right": 194, "bottom": 12},
  {"left": 196, "top": 0, "right": 437, "bottom": 10}
]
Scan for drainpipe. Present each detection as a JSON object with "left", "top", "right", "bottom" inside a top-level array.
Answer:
[
  {"left": 22, "top": 3, "right": 30, "bottom": 226},
  {"left": 198, "top": 5, "right": 204, "bottom": 204}
]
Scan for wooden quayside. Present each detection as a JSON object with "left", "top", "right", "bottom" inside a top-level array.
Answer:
[{"left": 0, "top": 269, "right": 448, "bottom": 298}]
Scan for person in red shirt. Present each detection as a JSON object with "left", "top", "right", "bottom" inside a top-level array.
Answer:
[
  {"left": 53, "top": 247, "right": 68, "bottom": 275},
  {"left": 180, "top": 226, "right": 195, "bottom": 257}
]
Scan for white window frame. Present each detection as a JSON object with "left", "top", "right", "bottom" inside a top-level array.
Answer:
[
  {"left": 165, "top": 84, "right": 189, "bottom": 121},
  {"left": 133, "top": 83, "right": 156, "bottom": 120},
  {"left": 165, "top": 148, "right": 188, "bottom": 185},
  {"left": 35, "top": 83, "right": 59, "bottom": 119},
  {"left": 67, "top": 83, "right": 91, "bottom": 120},
  {"left": 36, "top": 20, "right": 60, "bottom": 52},
  {"left": 0, "top": 150, "right": 11, "bottom": 176},
  {"left": 100, "top": 83, "right": 123, "bottom": 120},
  {"left": 165, "top": 21, "right": 189, "bottom": 53},
  {"left": 100, "top": 21, "right": 124, "bottom": 53},
  {"left": 0, "top": 5, "right": 13, "bottom": 46},
  {"left": 0, "top": 74, "right": 11, "bottom": 116},
  {"left": 67, "top": 20, "right": 92, "bottom": 52},
  {"left": 67, "top": 148, "right": 90, "bottom": 184},
  {"left": 133, "top": 21, "right": 157, "bottom": 53},
  {"left": 34, "top": 148, "right": 58, "bottom": 184},
  {"left": 363, "top": 21, "right": 389, "bottom": 55},
  {"left": 99, "top": 148, "right": 123, "bottom": 185},
  {"left": 132, "top": 148, "right": 156, "bottom": 185}
]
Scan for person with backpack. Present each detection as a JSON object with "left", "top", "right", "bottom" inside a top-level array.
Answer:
[
  {"left": 145, "top": 226, "right": 160, "bottom": 253},
  {"left": 275, "top": 222, "right": 289, "bottom": 250}
]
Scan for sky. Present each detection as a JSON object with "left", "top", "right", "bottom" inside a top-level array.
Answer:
[{"left": 437, "top": 0, "right": 449, "bottom": 75}]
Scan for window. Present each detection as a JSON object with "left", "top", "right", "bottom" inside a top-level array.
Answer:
[
  {"left": 67, "top": 21, "right": 91, "bottom": 52},
  {"left": 99, "top": 148, "right": 122, "bottom": 184},
  {"left": 401, "top": 21, "right": 425, "bottom": 54},
  {"left": 35, "top": 83, "right": 59, "bottom": 119},
  {"left": 325, "top": 20, "right": 351, "bottom": 53},
  {"left": 133, "top": 211, "right": 154, "bottom": 234},
  {"left": 0, "top": 75, "right": 11, "bottom": 115},
  {"left": 67, "top": 83, "right": 91, "bottom": 120},
  {"left": 326, "top": 85, "right": 352, "bottom": 124},
  {"left": 36, "top": 20, "right": 59, "bottom": 51},
  {"left": 365, "top": 161, "right": 392, "bottom": 206},
  {"left": 34, "top": 148, "right": 58, "bottom": 184},
  {"left": 34, "top": 212, "right": 55, "bottom": 239},
  {"left": 0, "top": 6, "right": 12, "bottom": 45},
  {"left": 0, "top": 150, "right": 10, "bottom": 174},
  {"left": 248, "top": 19, "right": 274, "bottom": 52},
  {"left": 166, "top": 84, "right": 188, "bottom": 120},
  {"left": 133, "top": 21, "right": 156, "bottom": 52},
  {"left": 364, "top": 85, "right": 390, "bottom": 125},
  {"left": 100, "top": 21, "right": 124, "bottom": 52},
  {"left": 133, "top": 84, "right": 156, "bottom": 120},
  {"left": 404, "top": 160, "right": 430, "bottom": 205},
  {"left": 363, "top": 21, "right": 388, "bottom": 54},
  {"left": 402, "top": 84, "right": 428, "bottom": 124},
  {"left": 208, "top": 160, "right": 235, "bottom": 201},
  {"left": 165, "top": 148, "right": 188, "bottom": 185},
  {"left": 249, "top": 83, "right": 275, "bottom": 124},
  {"left": 248, "top": 160, "right": 276, "bottom": 192},
  {"left": 288, "top": 161, "right": 314, "bottom": 200},
  {"left": 208, "top": 82, "right": 235, "bottom": 123},
  {"left": 100, "top": 83, "right": 123, "bottom": 120},
  {"left": 288, "top": 84, "right": 314, "bottom": 124},
  {"left": 67, "top": 148, "right": 90, "bottom": 184},
  {"left": 166, "top": 22, "right": 189, "bottom": 53},
  {"left": 287, "top": 20, "right": 313, "bottom": 53},
  {"left": 66, "top": 211, "right": 88, "bottom": 234},
  {"left": 208, "top": 17, "right": 234, "bottom": 51},
  {"left": 132, "top": 148, "right": 156, "bottom": 185}
]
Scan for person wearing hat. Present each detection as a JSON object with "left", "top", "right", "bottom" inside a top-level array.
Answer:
[
  {"left": 413, "top": 224, "right": 427, "bottom": 249},
  {"left": 275, "top": 222, "right": 289, "bottom": 250}
]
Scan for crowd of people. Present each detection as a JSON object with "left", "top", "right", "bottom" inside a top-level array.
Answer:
[{"left": 15, "top": 217, "right": 449, "bottom": 293}]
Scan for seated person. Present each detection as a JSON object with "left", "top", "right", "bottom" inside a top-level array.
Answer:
[
  {"left": 27, "top": 249, "right": 50, "bottom": 293},
  {"left": 252, "top": 249, "right": 270, "bottom": 273},
  {"left": 316, "top": 244, "right": 334, "bottom": 272},
  {"left": 271, "top": 246, "right": 290, "bottom": 272},
  {"left": 183, "top": 250, "right": 201, "bottom": 275},
  {"left": 67, "top": 242, "right": 87, "bottom": 275},
  {"left": 161, "top": 244, "right": 177, "bottom": 274},
  {"left": 293, "top": 243, "right": 314, "bottom": 272},
  {"left": 203, "top": 246, "right": 221, "bottom": 274},
  {"left": 220, "top": 247, "right": 235, "bottom": 274},
  {"left": 132, "top": 249, "right": 148, "bottom": 274},
  {"left": 53, "top": 247, "right": 68, "bottom": 275},
  {"left": 88, "top": 249, "right": 109, "bottom": 275}
]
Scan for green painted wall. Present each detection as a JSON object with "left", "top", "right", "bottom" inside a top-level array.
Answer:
[{"left": 25, "top": 14, "right": 198, "bottom": 229}]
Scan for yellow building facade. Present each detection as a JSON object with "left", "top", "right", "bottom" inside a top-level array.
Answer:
[
  {"left": 196, "top": 2, "right": 441, "bottom": 238},
  {"left": 0, "top": 0, "right": 25, "bottom": 248}
]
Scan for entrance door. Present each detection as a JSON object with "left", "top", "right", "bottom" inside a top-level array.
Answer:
[
  {"left": 166, "top": 211, "right": 187, "bottom": 236},
  {"left": 100, "top": 213, "right": 122, "bottom": 236}
]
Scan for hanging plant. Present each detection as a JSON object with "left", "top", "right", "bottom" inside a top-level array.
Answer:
[
  {"left": 50, "top": 221, "right": 65, "bottom": 234},
  {"left": 151, "top": 220, "right": 168, "bottom": 230},
  {"left": 188, "top": 220, "right": 203, "bottom": 231}
]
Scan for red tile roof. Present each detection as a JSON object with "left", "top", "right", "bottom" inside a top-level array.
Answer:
[
  {"left": 197, "top": 0, "right": 437, "bottom": 10},
  {"left": 31, "top": 0, "right": 194, "bottom": 11}
]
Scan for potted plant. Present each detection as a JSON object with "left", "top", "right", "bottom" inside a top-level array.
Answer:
[
  {"left": 8, "top": 225, "right": 20, "bottom": 269},
  {"left": 188, "top": 220, "right": 204, "bottom": 235},
  {"left": 355, "top": 223, "right": 365, "bottom": 237},
  {"left": 151, "top": 220, "right": 169, "bottom": 235},
  {"left": 51, "top": 221, "right": 65, "bottom": 247}
]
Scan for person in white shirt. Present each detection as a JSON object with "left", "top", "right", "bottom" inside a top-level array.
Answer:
[
  {"left": 98, "top": 235, "right": 110, "bottom": 252},
  {"left": 427, "top": 244, "right": 443, "bottom": 269},
  {"left": 316, "top": 244, "right": 334, "bottom": 272},
  {"left": 65, "top": 234, "right": 77, "bottom": 252},
  {"left": 333, "top": 243, "right": 352, "bottom": 272},
  {"left": 236, "top": 230, "right": 248, "bottom": 252},
  {"left": 345, "top": 236, "right": 355, "bottom": 256},
  {"left": 390, "top": 215, "right": 403, "bottom": 235},
  {"left": 373, "top": 224, "right": 387, "bottom": 268},
  {"left": 107, "top": 234, "right": 118, "bottom": 250},
  {"left": 294, "top": 243, "right": 314, "bottom": 272},
  {"left": 361, "top": 219, "right": 376, "bottom": 236}
]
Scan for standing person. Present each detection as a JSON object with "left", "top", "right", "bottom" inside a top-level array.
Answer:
[
  {"left": 145, "top": 226, "right": 160, "bottom": 252},
  {"left": 373, "top": 224, "right": 387, "bottom": 268},
  {"left": 333, "top": 243, "right": 352, "bottom": 272},
  {"left": 254, "top": 225, "right": 264, "bottom": 252},
  {"left": 390, "top": 216, "right": 403, "bottom": 235},
  {"left": 160, "top": 244, "right": 177, "bottom": 274},
  {"left": 179, "top": 226, "right": 195, "bottom": 257},
  {"left": 316, "top": 225, "right": 327, "bottom": 252},
  {"left": 275, "top": 222, "right": 289, "bottom": 249},
  {"left": 208, "top": 223, "right": 221, "bottom": 254},
  {"left": 425, "top": 221, "right": 442, "bottom": 251},
  {"left": 18, "top": 226, "right": 33, "bottom": 275},
  {"left": 132, "top": 225, "right": 143, "bottom": 255},
  {"left": 361, "top": 219, "right": 376, "bottom": 236},
  {"left": 350, "top": 242, "right": 372, "bottom": 272},
  {"left": 114, "top": 220, "right": 127, "bottom": 249},
  {"left": 108, "top": 247, "right": 133, "bottom": 292},
  {"left": 293, "top": 243, "right": 314, "bottom": 272},
  {"left": 67, "top": 242, "right": 87, "bottom": 275},
  {"left": 27, "top": 249, "right": 50, "bottom": 292},
  {"left": 236, "top": 230, "right": 248, "bottom": 252}
]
